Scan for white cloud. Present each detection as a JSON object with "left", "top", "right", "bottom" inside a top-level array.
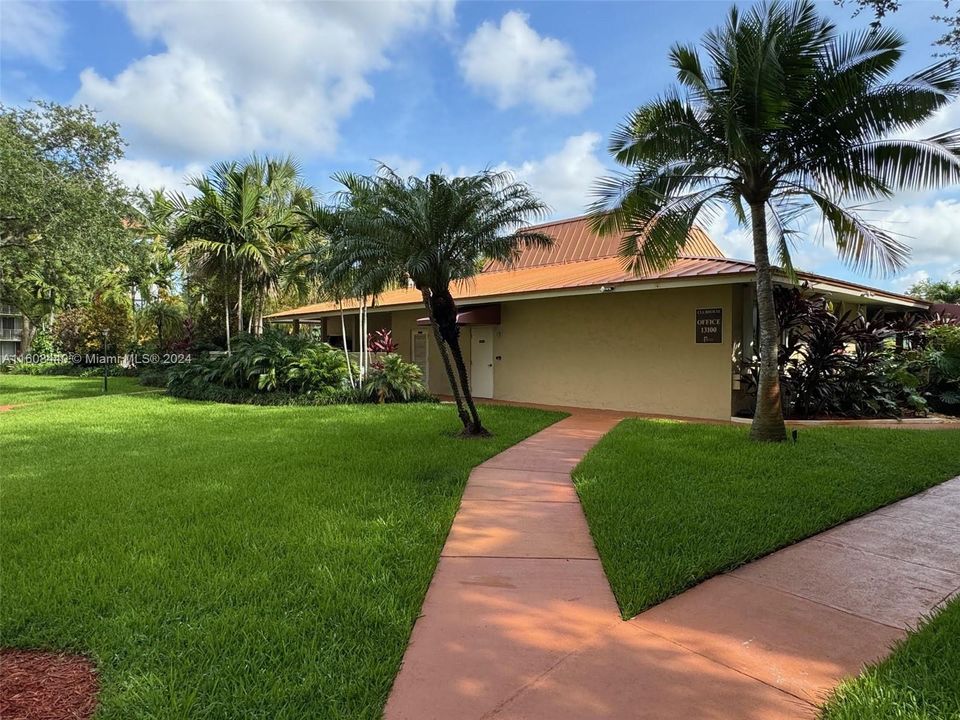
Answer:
[
  {"left": 891, "top": 269, "right": 930, "bottom": 292},
  {"left": 113, "top": 158, "right": 204, "bottom": 194},
  {"left": 496, "top": 131, "right": 605, "bottom": 218},
  {"left": 459, "top": 11, "right": 594, "bottom": 114},
  {"left": 903, "top": 99, "right": 960, "bottom": 140},
  {"left": 0, "top": 0, "right": 65, "bottom": 68},
  {"left": 74, "top": 0, "right": 453, "bottom": 160},
  {"left": 877, "top": 198, "right": 960, "bottom": 268},
  {"left": 704, "top": 212, "right": 752, "bottom": 260}
]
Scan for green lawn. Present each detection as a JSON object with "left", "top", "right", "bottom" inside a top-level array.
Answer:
[
  {"left": 0, "top": 374, "right": 145, "bottom": 405},
  {"left": 821, "top": 597, "right": 960, "bottom": 719},
  {"left": 573, "top": 420, "right": 960, "bottom": 618},
  {"left": 1, "top": 394, "right": 562, "bottom": 719}
]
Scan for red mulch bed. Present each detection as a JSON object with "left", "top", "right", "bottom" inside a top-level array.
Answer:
[{"left": 0, "top": 649, "right": 98, "bottom": 720}]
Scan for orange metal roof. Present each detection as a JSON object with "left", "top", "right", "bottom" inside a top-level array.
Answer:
[
  {"left": 269, "top": 255, "right": 755, "bottom": 318},
  {"left": 267, "top": 214, "right": 926, "bottom": 320},
  {"left": 485, "top": 215, "right": 721, "bottom": 271},
  {"left": 270, "top": 216, "right": 729, "bottom": 319}
]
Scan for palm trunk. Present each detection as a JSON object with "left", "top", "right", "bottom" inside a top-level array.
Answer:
[
  {"left": 447, "top": 334, "right": 486, "bottom": 435},
  {"left": 749, "top": 201, "right": 787, "bottom": 442},
  {"left": 339, "top": 301, "right": 355, "bottom": 388},
  {"left": 224, "top": 289, "right": 232, "bottom": 354},
  {"left": 421, "top": 289, "right": 471, "bottom": 430},
  {"left": 237, "top": 273, "right": 244, "bottom": 337}
]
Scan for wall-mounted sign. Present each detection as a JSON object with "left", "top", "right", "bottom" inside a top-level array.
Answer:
[{"left": 696, "top": 307, "right": 723, "bottom": 344}]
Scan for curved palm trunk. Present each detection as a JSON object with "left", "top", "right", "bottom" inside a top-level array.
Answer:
[
  {"left": 749, "top": 202, "right": 787, "bottom": 442},
  {"left": 447, "top": 336, "right": 486, "bottom": 435},
  {"left": 430, "top": 289, "right": 486, "bottom": 436},
  {"left": 421, "top": 289, "right": 471, "bottom": 431}
]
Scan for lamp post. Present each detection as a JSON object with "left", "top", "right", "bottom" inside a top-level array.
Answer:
[{"left": 102, "top": 328, "right": 109, "bottom": 394}]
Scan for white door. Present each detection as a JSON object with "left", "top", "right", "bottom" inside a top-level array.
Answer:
[
  {"left": 470, "top": 326, "right": 494, "bottom": 398},
  {"left": 411, "top": 329, "right": 429, "bottom": 386}
]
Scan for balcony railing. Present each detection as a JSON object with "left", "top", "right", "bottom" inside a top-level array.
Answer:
[
  {"left": 0, "top": 329, "right": 22, "bottom": 341},
  {"left": 0, "top": 304, "right": 20, "bottom": 316}
]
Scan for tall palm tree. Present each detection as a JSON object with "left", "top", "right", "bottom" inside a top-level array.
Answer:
[
  {"left": 171, "top": 156, "right": 307, "bottom": 350},
  {"left": 590, "top": 0, "right": 960, "bottom": 441},
  {"left": 334, "top": 167, "right": 551, "bottom": 436}
]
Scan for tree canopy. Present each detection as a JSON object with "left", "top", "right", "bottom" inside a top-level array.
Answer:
[{"left": 0, "top": 102, "right": 131, "bottom": 323}]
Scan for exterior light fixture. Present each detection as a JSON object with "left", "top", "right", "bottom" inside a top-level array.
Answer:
[{"left": 600, "top": 285, "right": 616, "bottom": 293}]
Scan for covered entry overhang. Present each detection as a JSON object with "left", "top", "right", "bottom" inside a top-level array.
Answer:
[{"left": 416, "top": 304, "right": 501, "bottom": 327}]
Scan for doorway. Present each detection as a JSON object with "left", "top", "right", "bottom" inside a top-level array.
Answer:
[{"left": 470, "top": 326, "right": 494, "bottom": 398}]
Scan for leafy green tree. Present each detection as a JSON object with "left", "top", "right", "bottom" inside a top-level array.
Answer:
[
  {"left": 908, "top": 278, "right": 960, "bottom": 304},
  {"left": 590, "top": 0, "right": 960, "bottom": 441},
  {"left": 333, "top": 167, "right": 550, "bottom": 436},
  {"left": 0, "top": 102, "right": 131, "bottom": 346}
]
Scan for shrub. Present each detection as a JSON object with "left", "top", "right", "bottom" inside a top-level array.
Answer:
[
  {"left": 166, "top": 331, "right": 355, "bottom": 398},
  {"left": 740, "top": 286, "right": 953, "bottom": 419},
  {"left": 1, "top": 361, "right": 138, "bottom": 377},
  {"left": 362, "top": 354, "right": 426, "bottom": 403},
  {"left": 53, "top": 295, "right": 133, "bottom": 356}
]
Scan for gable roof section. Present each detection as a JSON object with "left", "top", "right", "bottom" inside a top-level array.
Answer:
[
  {"left": 485, "top": 215, "right": 722, "bottom": 271},
  {"left": 267, "top": 215, "right": 926, "bottom": 320}
]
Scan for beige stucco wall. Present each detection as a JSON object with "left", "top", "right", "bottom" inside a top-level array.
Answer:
[
  {"left": 487, "top": 286, "right": 736, "bottom": 419},
  {"left": 347, "top": 285, "right": 736, "bottom": 419},
  {"left": 391, "top": 308, "right": 471, "bottom": 396}
]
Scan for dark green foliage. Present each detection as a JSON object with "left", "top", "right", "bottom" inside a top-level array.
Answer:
[
  {"left": 821, "top": 597, "right": 960, "bottom": 719},
  {"left": 167, "top": 331, "right": 352, "bottom": 397},
  {"left": 573, "top": 420, "right": 960, "bottom": 618},
  {"left": 908, "top": 278, "right": 960, "bottom": 304},
  {"left": 741, "top": 286, "right": 954, "bottom": 418},
  {"left": 891, "top": 322, "right": 960, "bottom": 415},
  {"left": 0, "top": 102, "right": 131, "bottom": 324},
  {"left": 362, "top": 354, "right": 427, "bottom": 403}
]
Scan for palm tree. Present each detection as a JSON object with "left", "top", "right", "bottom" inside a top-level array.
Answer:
[
  {"left": 334, "top": 167, "right": 551, "bottom": 436},
  {"left": 590, "top": 0, "right": 960, "bottom": 441},
  {"left": 171, "top": 156, "right": 308, "bottom": 350},
  {"left": 289, "top": 203, "right": 360, "bottom": 388}
]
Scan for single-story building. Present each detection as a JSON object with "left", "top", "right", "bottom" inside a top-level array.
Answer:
[{"left": 267, "top": 215, "right": 929, "bottom": 420}]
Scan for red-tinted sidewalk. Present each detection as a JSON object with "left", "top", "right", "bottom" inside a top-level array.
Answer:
[{"left": 385, "top": 412, "right": 960, "bottom": 719}]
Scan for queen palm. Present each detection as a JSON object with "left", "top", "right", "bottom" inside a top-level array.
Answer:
[
  {"left": 590, "top": 0, "right": 960, "bottom": 442},
  {"left": 335, "top": 167, "right": 551, "bottom": 436}
]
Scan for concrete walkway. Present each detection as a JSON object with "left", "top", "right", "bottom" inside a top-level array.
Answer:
[{"left": 384, "top": 412, "right": 960, "bottom": 719}]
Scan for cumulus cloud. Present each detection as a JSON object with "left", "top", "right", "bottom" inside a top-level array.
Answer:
[
  {"left": 496, "top": 132, "right": 606, "bottom": 218},
  {"left": 74, "top": 0, "right": 453, "bottom": 160},
  {"left": 113, "top": 158, "right": 205, "bottom": 194},
  {"left": 459, "top": 11, "right": 594, "bottom": 114},
  {"left": 0, "top": 0, "right": 65, "bottom": 68},
  {"left": 876, "top": 198, "right": 960, "bottom": 268}
]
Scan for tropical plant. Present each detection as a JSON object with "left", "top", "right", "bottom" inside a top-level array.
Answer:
[
  {"left": 367, "top": 328, "right": 399, "bottom": 354},
  {"left": 331, "top": 167, "right": 550, "bottom": 435},
  {"left": 141, "top": 299, "right": 185, "bottom": 351},
  {"left": 590, "top": 0, "right": 960, "bottom": 441},
  {"left": 362, "top": 353, "right": 426, "bottom": 403},
  {"left": 908, "top": 279, "right": 960, "bottom": 304},
  {"left": 171, "top": 156, "right": 309, "bottom": 352}
]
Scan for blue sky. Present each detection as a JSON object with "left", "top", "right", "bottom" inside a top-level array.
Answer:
[{"left": 2, "top": 0, "right": 958, "bottom": 292}]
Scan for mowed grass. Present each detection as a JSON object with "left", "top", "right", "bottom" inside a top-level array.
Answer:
[
  {"left": 821, "top": 597, "right": 960, "bottom": 719},
  {"left": 0, "top": 374, "right": 145, "bottom": 405},
  {"left": 573, "top": 420, "right": 960, "bottom": 618},
  {"left": 0, "top": 394, "right": 562, "bottom": 719}
]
